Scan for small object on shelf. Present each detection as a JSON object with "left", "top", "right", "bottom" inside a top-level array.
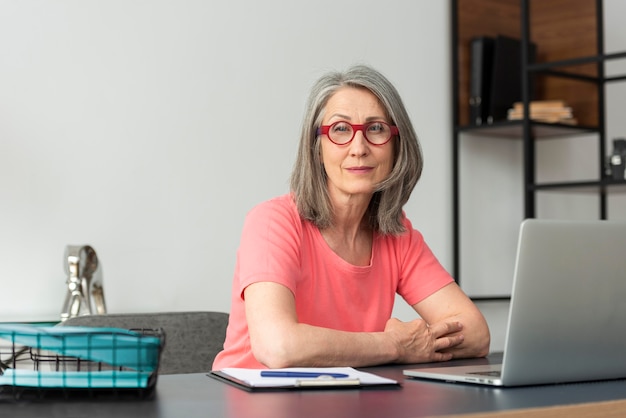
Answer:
[
  {"left": 60, "top": 245, "right": 107, "bottom": 322},
  {"left": 507, "top": 100, "right": 577, "bottom": 125},
  {"left": 608, "top": 138, "right": 626, "bottom": 180}
]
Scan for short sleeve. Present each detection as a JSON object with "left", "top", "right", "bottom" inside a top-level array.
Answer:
[
  {"left": 236, "top": 196, "right": 303, "bottom": 299},
  {"left": 395, "top": 219, "right": 454, "bottom": 306}
]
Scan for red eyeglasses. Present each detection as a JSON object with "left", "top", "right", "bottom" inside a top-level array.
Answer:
[{"left": 317, "top": 121, "right": 399, "bottom": 145}]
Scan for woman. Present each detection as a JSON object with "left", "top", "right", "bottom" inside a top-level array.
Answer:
[{"left": 212, "top": 65, "right": 490, "bottom": 370}]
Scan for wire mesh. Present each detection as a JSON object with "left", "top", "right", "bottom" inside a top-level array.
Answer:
[{"left": 0, "top": 326, "right": 164, "bottom": 401}]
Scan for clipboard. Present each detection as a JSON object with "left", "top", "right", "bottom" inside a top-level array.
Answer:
[{"left": 208, "top": 367, "right": 400, "bottom": 392}]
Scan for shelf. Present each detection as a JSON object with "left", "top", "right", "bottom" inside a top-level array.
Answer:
[
  {"left": 451, "top": 0, "right": 623, "bottom": 291},
  {"left": 529, "top": 51, "right": 626, "bottom": 74},
  {"left": 531, "top": 179, "right": 626, "bottom": 193},
  {"left": 456, "top": 120, "right": 598, "bottom": 139}
]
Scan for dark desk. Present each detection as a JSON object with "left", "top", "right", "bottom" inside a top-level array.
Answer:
[{"left": 3, "top": 354, "right": 626, "bottom": 418}]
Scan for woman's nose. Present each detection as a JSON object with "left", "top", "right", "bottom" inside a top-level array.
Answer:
[{"left": 349, "top": 131, "right": 369, "bottom": 156}]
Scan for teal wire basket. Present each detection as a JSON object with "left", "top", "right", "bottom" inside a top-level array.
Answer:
[{"left": 0, "top": 324, "right": 164, "bottom": 400}]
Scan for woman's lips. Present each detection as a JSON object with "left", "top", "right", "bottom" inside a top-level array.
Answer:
[{"left": 346, "top": 166, "right": 373, "bottom": 174}]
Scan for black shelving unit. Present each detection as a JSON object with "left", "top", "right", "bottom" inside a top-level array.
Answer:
[{"left": 451, "top": 0, "right": 626, "bottom": 298}]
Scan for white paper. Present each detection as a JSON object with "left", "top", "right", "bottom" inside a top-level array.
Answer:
[{"left": 219, "top": 367, "right": 397, "bottom": 388}]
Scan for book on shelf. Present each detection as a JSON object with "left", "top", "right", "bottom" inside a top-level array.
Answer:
[
  {"left": 469, "top": 35, "right": 536, "bottom": 125},
  {"left": 512, "top": 100, "right": 566, "bottom": 110},
  {"left": 489, "top": 35, "right": 536, "bottom": 123},
  {"left": 507, "top": 100, "right": 577, "bottom": 125},
  {"left": 469, "top": 36, "right": 494, "bottom": 125}
]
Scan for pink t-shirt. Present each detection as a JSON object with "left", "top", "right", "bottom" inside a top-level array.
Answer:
[{"left": 212, "top": 194, "right": 453, "bottom": 369}]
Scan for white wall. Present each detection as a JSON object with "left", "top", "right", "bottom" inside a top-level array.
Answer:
[
  {"left": 0, "top": 1, "right": 452, "bottom": 322},
  {"left": 1, "top": 1, "right": 624, "bottom": 353}
]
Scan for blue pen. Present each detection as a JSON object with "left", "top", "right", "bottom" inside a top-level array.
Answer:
[{"left": 260, "top": 371, "right": 350, "bottom": 378}]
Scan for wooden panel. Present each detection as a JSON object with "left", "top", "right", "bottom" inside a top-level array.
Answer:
[
  {"left": 454, "top": 0, "right": 599, "bottom": 127},
  {"left": 440, "top": 398, "right": 626, "bottom": 418},
  {"left": 530, "top": 0, "right": 599, "bottom": 126}
]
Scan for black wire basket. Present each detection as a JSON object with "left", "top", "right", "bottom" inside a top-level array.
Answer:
[{"left": 0, "top": 325, "right": 164, "bottom": 401}]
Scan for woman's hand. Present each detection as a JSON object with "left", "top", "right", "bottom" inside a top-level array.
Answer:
[
  {"left": 413, "top": 283, "right": 491, "bottom": 359},
  {"left": 383, "top": 317, "right": 465, "bottom": 363}
]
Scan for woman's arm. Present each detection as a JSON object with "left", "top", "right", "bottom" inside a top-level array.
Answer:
[
  {"left": 413, "top": 282, "right": 491, "bottom": 359},
  {"left": 244, "top": 281, "right": 466, "bottom": 368}
]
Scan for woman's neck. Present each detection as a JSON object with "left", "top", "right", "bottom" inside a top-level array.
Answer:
[{"left": 321, "top": 199, "right": 373, "bottom": 266}]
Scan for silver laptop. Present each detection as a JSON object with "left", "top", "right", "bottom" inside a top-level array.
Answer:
[{"left": 404, "top": 219, "right": 626, "bottom": 387}]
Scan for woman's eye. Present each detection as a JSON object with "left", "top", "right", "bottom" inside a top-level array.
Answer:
[
  {"left": 332, "top": 122, "right": 351, "bottom": 133},
  {"left": 367, "top": 123, "right": 384, "bottom": 133}
]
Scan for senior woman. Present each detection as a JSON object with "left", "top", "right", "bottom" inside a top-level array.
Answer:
[{"left": 212, "top": 65, "right": 490, "bottom": 370}]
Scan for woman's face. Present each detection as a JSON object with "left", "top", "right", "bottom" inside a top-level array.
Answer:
[{"left": 320, "top": 87, "right": 395, "bottom": 203}]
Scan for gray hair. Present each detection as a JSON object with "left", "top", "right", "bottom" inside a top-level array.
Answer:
[{"left": 290, "top": 65, "right": 423, "bottom": 235}]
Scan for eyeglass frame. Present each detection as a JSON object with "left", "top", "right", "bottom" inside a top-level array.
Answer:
[{"left": 316, "top": 121, "right": 399, "bottom": 146}]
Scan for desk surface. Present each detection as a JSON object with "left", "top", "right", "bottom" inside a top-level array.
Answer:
[{"left": 2, "top": 354, "right": 626, "bottom": 418}]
